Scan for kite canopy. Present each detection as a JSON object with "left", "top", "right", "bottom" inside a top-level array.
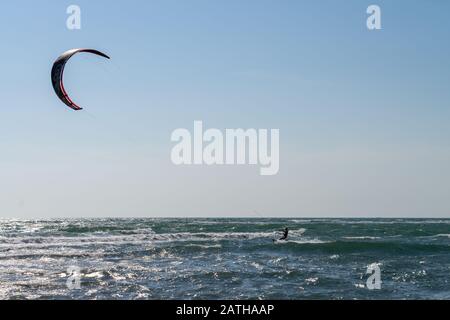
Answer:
[{"left": 51, "top": 49, "right": 110, "bottom": 111}]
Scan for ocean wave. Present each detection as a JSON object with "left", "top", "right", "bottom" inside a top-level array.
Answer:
[
  {"left": 431, "top": 234, "right": 450, "bottom": 238},
  {"left": 274, "top": 239, "right": 330, "bottom": 245},
  {"left": 252, "top": 240, "right": 450, "bottom": 255},
  {"left": 289, "top": 219, "right": 313, "bottom": 224},
  {"left": 306, "top": 219, "right": 450, "bottom": 225},
  {"left": 316, "top": 241, "right": 449, "bottom": 254},
  {"left": 343, "top": 236, "right": 381, "bottom": 240},
  {"left": 153, "top": 229, "right": 306, "bottom": 242},
  {"left": 184, "top": 244, "right": 222, "bottom": 249},
  {"left": 0, "top": 229, "right": 309, "bottom": 253}
]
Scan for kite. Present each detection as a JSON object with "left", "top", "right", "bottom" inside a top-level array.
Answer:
[{"left": 51, "top": 49, "right": 110, "bottom": 110}]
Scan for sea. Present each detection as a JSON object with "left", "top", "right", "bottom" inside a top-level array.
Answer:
[{"left": 0, "top": 218, "right": 449, "bottom": 300}]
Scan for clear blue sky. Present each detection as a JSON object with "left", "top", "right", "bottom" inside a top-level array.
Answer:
[{"left": 0, "top": 0, "right": 449, "bottom": 218}]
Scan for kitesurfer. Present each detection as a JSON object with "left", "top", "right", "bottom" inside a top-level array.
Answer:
[{"left": 279, "top": 227, "right": 289, "bottom": 241}]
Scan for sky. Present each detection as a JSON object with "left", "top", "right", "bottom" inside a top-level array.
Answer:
[{"left": 0, "top": 0, "right": 449, "bottom": 218}]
